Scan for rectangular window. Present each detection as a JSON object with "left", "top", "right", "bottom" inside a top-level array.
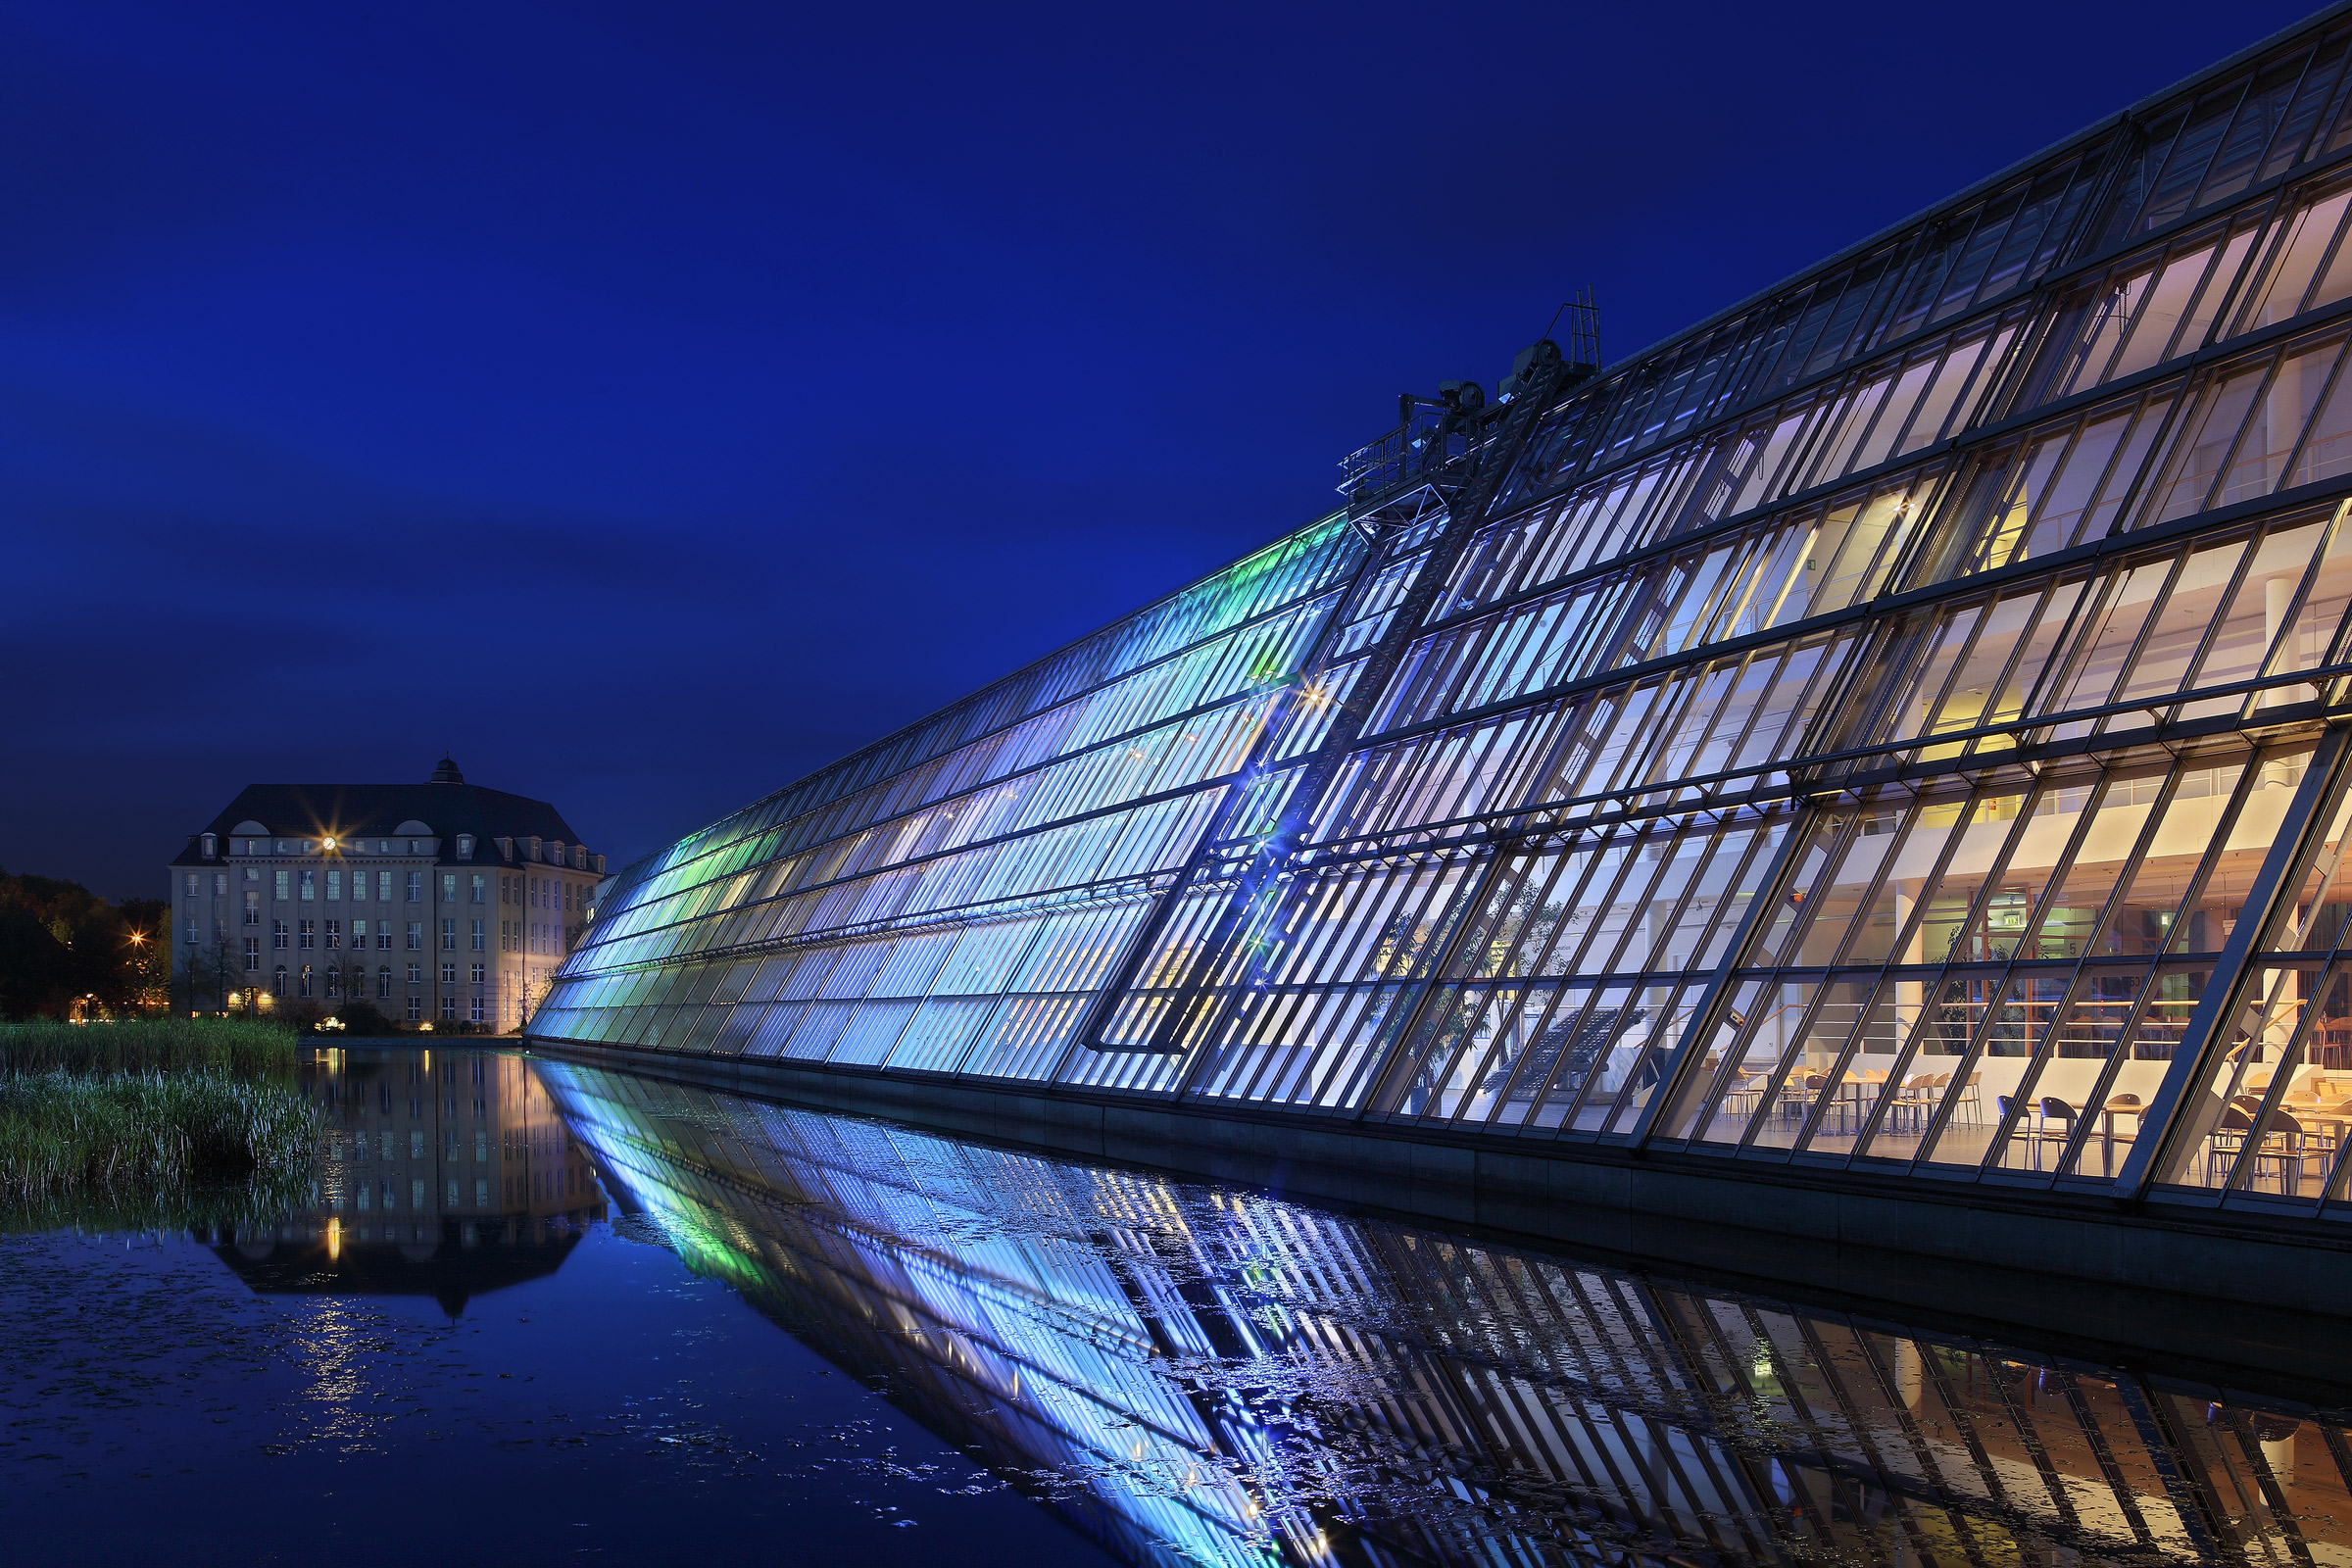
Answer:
[
  {"left": 299, "top": 869, "right": 314, "bottom": 901},
  {"left": 473, "top": 1177, "right": 488, "bottom": 1206},
  {"left": 377, "top": 925, "right": 392, "bottom": 950},
  {"left": 183, "top": 872, "right": 198, "bottom": 897},
  {"left": 349, "top": 870, "right": 366, "bottom": 902},
  {"left": 439, "top": 995, "right": 457, "bottom": 1021},
  {"left": 243, "top": 891, "right": 260, "bottom": 925},
  {"left": 407, "top": 961, "right": 422, "bottom": 983},
  {"left": 272, "top": 919, "right": 287, "bottom": 951},
  {"left": 470, "top": 874, "right": 485, "bottom": 904},
  {"left": 351, "top": 919, "right": 368, "bottom": 947},
  {"left": 441, "top": 917, "right": 457, "bottom": 951},
  {"left": 439, "top": 873, "right": 456, "bottom": 904},
  {"left": 378, "top": 871, "right": 393, "bottom": 902},
  {"left": 182, "top": 914, "right": 198, "bottom": 944},
  {"left": 213, "top": 872, "right": 226, "bottom": 896},
  {"left": 324, "top": 919, "right": 341, "bottom": 950},
  {"left": 469, "top": 918, "right": 485, "bottom": 952},
  {"left": 406, "top": 872, "right": 421, "bottom": 903},
  {"left": 242, "top": 937, "right": 259, "bottom": 971},
  {"left": 298, "top": 919, "right": 315, "bottom": 950},
  {"left": 406, "top": 921, "right": 421, "bottom": 951},
  {"left": 274, "top": 869, "right": 290, "bottom": 902},
  {"left": 469, "top": 962, "right": 485, "bottom": 985},
  {"left": 326, "top": 870, "right": 342, "bottom": 901},
  {"left": 441, "top": 961, "right": 457, "bottom": 987},
  {"left": 406, "top": 996, "right": 421, "bottom": 1022}
]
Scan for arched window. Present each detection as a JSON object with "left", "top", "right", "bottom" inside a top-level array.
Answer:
[
  {"left": 298, "top": 964, "right": 313, "bottom": 999},
  {"left": 271, "top": 964, "right": 287, "bottom": 998},
  {"left": 377, "top": 966, "right": 392, "bottom": 1000}
]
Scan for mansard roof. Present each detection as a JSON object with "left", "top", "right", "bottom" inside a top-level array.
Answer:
[{"left": 175, "top": 779, "right": 582, "bottom": 866}]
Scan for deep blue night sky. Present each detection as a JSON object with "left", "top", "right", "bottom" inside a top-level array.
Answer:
[{"left": 1, "top": 0, "right": 2325, "bottom": 899}]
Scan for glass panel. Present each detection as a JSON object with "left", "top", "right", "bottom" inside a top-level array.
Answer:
[
  {"left": 2248, "top": 184, "right": 2352, "bottom": 331},
  {"left": 2153, "top": 367, "right": 2269, "bottom": 523}
]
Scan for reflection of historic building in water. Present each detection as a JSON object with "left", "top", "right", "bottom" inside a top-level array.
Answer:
[
  {"left": 542, "top": 1062, "right": 2352, "bottom": 1568},
  {"left": 533, "top": 7, "right": 2352, "bottom": 1294},
  {"left": 209, "top": 1049, "right": 607, "bottom": 1317}
]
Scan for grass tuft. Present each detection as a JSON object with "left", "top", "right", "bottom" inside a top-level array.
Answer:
[
  {"left": 0, "top": 1023, "right": 318, "bottom": 1226},
  {"left": 0, "top": 1071, "right": 317, "bottom": 1201}
]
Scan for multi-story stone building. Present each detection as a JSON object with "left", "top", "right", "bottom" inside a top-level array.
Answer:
[{"left": 170, "top": 758, "right": 605, "bottom": 1030}]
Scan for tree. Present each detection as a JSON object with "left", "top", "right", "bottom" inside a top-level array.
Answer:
[
  {"left": 0, "top": 867, "right": 169, "bottom": 1017},
  {"left": 173, "top": 928, "right": 242, "bottom": 1014},
  {"left": 518, "top": 971, "right": 553, "bottom": 1033},
  {"left": 0, "top": 903, "right": 76, "bottom": 1017},
  {"left": 116, "top": 897, "right": 170, "bottom": 1013},
  {"left": 206, "top": 929, "right": 245, "bottom": 1013}
]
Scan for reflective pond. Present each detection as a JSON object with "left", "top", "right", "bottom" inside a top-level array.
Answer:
[{"left": 4, "top": 1046, "right": 2348, "bottom": 1567}]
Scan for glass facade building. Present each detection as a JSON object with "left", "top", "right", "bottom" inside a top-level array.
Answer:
[{"left": 539, "top": 6, "right": 2352, "bottom": 1222}]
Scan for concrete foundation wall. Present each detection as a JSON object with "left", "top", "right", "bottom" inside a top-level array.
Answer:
[{"left": 533, "top": 1040, "right": 2352, "bottom": 1386}]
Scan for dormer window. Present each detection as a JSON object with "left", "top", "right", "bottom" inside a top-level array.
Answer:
[
  {"left": 457, "top": 835, "right": 473, "bottom": 859},
  {"left": 201, "top": 834, "right": 217, "bottom": 859}
]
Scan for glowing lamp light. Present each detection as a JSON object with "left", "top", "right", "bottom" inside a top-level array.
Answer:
[{"left": 322, "top": 836, "right": 338, "bottom": 851}]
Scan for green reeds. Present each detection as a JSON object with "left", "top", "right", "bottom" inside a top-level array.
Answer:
[
  {"left": 0, "top": 1017, "right": 299, "bottom": 1079},
  {"left": 0, "top": 1070, "right": 315, "bottom": 1195},
  {"left": 0, "top": 1021, "right": 316, "bottom": 1228}
]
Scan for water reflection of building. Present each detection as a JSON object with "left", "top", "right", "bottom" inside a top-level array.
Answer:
[
  {"left": 207, "top": 1048, "right": 607, "bottom": 1317},
  {"left": 541, "top": 1060, "right": 2352, "bottom": 1568}
]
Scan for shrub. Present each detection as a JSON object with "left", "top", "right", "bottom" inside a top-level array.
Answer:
[{"left": 327, "top": 1001, "right": 392, "bottom": 1036}]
